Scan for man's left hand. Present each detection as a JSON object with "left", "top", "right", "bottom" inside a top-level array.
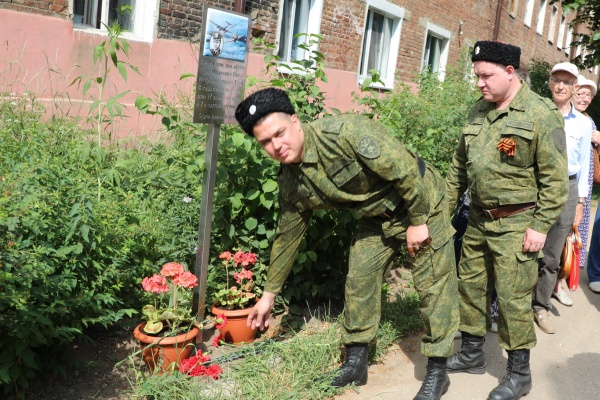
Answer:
[{"left": 406, "top": 224, "right": 430, "bottom": 257}]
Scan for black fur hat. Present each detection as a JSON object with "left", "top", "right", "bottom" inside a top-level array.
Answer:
[
  {"left": 471, "top": 41, "right": 521, "bottom": 68},
  {"left": 235, "top": 88, "right": 295, "bottom": 135}
]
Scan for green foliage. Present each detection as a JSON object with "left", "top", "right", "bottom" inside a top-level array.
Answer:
[
  {"left": 528, "top": 59, "right": 553, "bottom": 99},
  {"left": 356, "top": 61, "right": 479, "bottom": 176},
  {"left": 553, "top": 0, "right": 600, "bottom": 68},
  {"left": 0, "top": 96, "right": 145, "bottom": 397}
]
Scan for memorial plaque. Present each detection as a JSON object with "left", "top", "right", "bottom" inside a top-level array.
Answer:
[{"left": 193, "top": 6, "right": 250, "bottom": 124}]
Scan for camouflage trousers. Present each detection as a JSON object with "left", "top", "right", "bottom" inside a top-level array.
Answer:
[
  {"left": 342, "top": 176, "right": 459, "bottom": 357},
  {"left": 458, "top": 206, "right": 540, "bottom": 350}
]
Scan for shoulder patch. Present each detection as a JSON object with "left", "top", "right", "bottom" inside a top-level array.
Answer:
[
  {"left": 552, "top": 127, "right": 566, "bottom": 152},
  {"left": 357, "top": 136, "right": 380, "bottom": 159}
]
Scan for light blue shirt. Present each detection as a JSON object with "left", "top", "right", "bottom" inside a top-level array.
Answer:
[{"left": 564, "top": 102, "right": 592, "bottom": 198}]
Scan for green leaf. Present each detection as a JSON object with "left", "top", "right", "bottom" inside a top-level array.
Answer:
[
  {"left": 262, "top": 179, "right": 278, "bottom": 193},
  {"left": 180, "top": 72, "right": 195, "bottom": 80},
  {"left": 245, "top": 217, "right": 258, "bottom": 230}
]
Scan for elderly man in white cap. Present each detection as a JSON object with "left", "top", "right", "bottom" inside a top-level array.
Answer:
[{"left": 533, "top": 63, "right": 592, "bottom": 334}]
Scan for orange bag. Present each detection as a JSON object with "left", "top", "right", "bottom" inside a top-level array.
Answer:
[{"left": 559, "top": 225, "right": 582, "bottom": 289}]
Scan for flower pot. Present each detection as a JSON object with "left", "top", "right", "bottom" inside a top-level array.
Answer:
[
  {"left": 133, "top": 323, "right": 199, "bottom": 372},
  {"left": 211, "top": 304, "right": 258, "bottom": 345}
]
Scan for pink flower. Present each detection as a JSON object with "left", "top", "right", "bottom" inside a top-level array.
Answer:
[
  {"left": 219, "top": 251, "right": 233, "bottom": 261},
  {"left": 215, "top": 314, "right": 227, "bottom": 330},
  {"left": 206, "top": 364, "right": 223, "bottom": 379},
  {"left": 172, "top": 271, "right": 198, "bottom": 289},
  {"left": 212, "top": 333, "right": 223, "bottom": 348},
  {"left": 233, "top": 251, "right": 245, "bottom": 266},
  {"left": 233, "top": 268, "right": 253, "bottom": 284},
  {"left": 161, "top": 262, "right": 185, "bottom": 278},
  {"left": 180, "top": 352, "right": 216, "bottom": 377},
  {"left": 141, "top": 274, "right": 169, "bottom": 294}
]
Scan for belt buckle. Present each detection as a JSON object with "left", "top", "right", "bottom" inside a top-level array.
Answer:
[{"left": 483, "top": 209, "right": 494, "bottom": 219}]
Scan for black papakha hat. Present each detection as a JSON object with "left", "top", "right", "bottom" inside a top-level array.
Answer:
[
  {"left": 235, "top": 88, "right": 295, "bottom": 135},
  {"left": 471, "top": 41, "right": 521, "bottom": 68}
]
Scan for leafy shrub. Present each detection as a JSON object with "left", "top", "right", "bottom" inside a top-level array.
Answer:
[
  {"left": 0, "top": 95, "right": 148, "bottom": 397},
  {"left": 528, "top": 58, "right": 552, "bottom": 99},
  {"left": 356, "top": 59, "right": 479, "bottom": 176}
]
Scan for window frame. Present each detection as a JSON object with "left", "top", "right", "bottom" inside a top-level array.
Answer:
[
  {"left": 70, "top": 0, "right": 158, "bottom": 43},
  {"left": 536, "top": 0, "right": 547, "bottom": 35},
  {"left": 548, "top": 5, "right": 558, "bottom": 43},
  {"left": 557, "top": 14, "right": 566, "bottom": 49},
  {"left": 508, "top": 0, "right": 519, "bottom": 18},
  {"left": 565, "top": 27, "right": 573, "bottom": 55},
  {"left": 421, "top": 22, "right": 451, "bottom": 81},
  {"left": 275, "top": 0, "right": 323, "bottom": 68},
  {"left": 357, "top": 0, "right": 405, "bottom": 90},
  {"left": 524, "top": 0, "right": 535, "bottom": 27}
]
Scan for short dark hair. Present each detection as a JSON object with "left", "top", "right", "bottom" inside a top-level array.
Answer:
[
  {"left": 235, "top": 88, "right": 295, "bottom": 135},
  {"left": 471, "top": 41, "right": 521, "bottom": 69}
]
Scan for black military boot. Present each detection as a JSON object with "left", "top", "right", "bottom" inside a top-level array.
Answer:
[
  {"left": 487, "top": 350, "right": 532, "bottom": 400},
  {"left": 413, "top": 357, "right": 450, "bottom": 400},
  {"left": 446, "top": 332, "right": 486, "bottom": 374},
  {"left": 331, "top": 343, "right": 368, "bottom": 387}
]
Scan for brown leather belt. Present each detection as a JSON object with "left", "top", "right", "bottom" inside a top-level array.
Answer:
[{"left": 483, "top": 202, "right": 536, "bottom": 220}]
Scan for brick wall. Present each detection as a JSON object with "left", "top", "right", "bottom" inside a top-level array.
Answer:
[
  {"left": 0, "top": 0, "right": 68, "bottom": 16},
  {"left": 2, "top": 0, "right": 593, "bottom": 82}
]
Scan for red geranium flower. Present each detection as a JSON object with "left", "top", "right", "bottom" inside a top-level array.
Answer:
[
  {"left": 141, "top": 274, "right": 169, "bottom": 294},
  {"left": 172, "top": 271, "right": 198, "bottom": 289},
  {"left": 215, "top": 314, "right": 227, "bottom": 330},
  {"left": 212, "top": 333, "right": 223, "bottom": 348}
]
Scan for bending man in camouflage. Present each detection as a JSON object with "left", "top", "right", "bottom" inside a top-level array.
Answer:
[
  {"left": 445, "top": 41, "right": 568, "bottom": 400},
  {"left": 236, "top": 88, "right": 458, "bottom": 400}
]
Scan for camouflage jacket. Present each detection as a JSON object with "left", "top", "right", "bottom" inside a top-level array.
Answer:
[
  {"left": 445, "top": 83, "right": 568, "bottom": 234},
  {"left": 265, "top": 114, "right": 432, "bottom": 293}
]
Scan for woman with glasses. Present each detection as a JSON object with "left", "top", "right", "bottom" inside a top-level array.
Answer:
[{"left": 573, "top": 76, "right": 600, "bottom": 294}]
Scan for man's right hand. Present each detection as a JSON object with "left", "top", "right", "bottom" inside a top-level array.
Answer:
[
  {"left": 523, "top": 228, "right": 546, "bottom": 252},
  {"left": 247, "top": 291, "right": 276, "bottom": 331}
]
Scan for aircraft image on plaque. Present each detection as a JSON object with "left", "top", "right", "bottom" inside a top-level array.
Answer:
[{"left": 203, "top": 9, "right": 248, "bottom": 62}]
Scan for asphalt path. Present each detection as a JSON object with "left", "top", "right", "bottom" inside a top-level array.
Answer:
[{"left": 336, "top": 204, "right": 600, "bottom": 400}]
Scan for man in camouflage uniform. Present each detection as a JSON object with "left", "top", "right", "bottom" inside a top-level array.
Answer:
[
  {"left": 445, "top": 41, "right": 568, "bottom": 400},
  {"left": 235, "top": 88, "right": 458, "bottom": 400}
]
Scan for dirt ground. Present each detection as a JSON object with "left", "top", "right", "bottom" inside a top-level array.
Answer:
[{"left": 24, "top": 267, "right": 412, "bottom": 400}]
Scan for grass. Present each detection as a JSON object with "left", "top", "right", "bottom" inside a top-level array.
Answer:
[{"left": 127, "top": 281, "right": 423, "bottom": 400}]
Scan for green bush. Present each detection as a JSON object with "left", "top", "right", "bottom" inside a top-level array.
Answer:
[
  {"left": 0, "top": 96, "right": 147, "bottom": 397},
  {"left": 356, "top": 61, "right": 479, "bottom": 176}
]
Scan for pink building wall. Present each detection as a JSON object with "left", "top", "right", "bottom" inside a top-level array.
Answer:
[{"left": 0, "top": 9, "right": 358, "bottom": 138}]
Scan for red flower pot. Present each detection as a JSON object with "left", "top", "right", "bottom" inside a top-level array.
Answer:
[
  {"left": 133, "top": 323, "right": 199, "bottom": 372},
  {"left": 211, "top": 304, "right": 258, "bottom": 345}
]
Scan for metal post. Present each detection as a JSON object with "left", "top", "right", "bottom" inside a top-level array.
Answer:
[{"left": 193, "top": 124, "right": 221, "bottom": 343}]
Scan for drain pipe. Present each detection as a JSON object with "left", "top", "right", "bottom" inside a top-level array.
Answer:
[
  {"left": 493, "top": 0, "right": 504, "bottom": 41},
  {"left": 234, "top": 0, "right": 246, "bottom": 13}
]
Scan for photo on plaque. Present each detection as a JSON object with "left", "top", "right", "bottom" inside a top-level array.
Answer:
[{"left": 203, "top": 9, "right": 248, "bottom": 62}]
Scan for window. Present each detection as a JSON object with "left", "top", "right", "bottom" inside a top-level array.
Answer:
[
  {"left": 358, "top": 1, "right": 404, "bottom": 89},
  {"left": 508, "top": 0, "right": 519, "bottom": 17},
  {"left": 548, "top": 5, "right": 557, "bottom": 42},
  {"left": 524, "top": 0, "right": 535, "bottom": 26},
  {"left": 421, "top": 23, "right": 451, "bottom": 81},
  {"left": 536, "top": 0, "right": 547, "bottom": 35},
  {"left": 277, "top": 0, "right": 323, "bottom": 63},
  {"left": 565, "top": 27, "right": 573, "bottom": 55},
  {"left": 557, "top": 15, "right": 566, "bottom": 49},
  {"left": 72, "top": 0, "right": 157, "bottom": 42}
]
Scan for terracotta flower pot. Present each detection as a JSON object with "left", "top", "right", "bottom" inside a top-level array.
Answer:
[
  {"left": 211, "top": 304, "right": 258, "bottom": 345},
  {"left": 133, "top": 322, "right": 199, "bottom": 372}
]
